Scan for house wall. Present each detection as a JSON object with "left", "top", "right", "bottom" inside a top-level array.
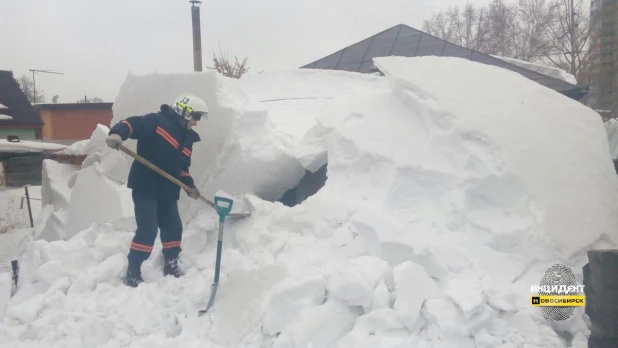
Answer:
[
  {"left": 0, "top": 128, "right": 36, "bottom": 141},
  {"left": 40, "top": 108, "right": 113, "bottom": 141},
  {"left": 3, "top": 154, "right": 44, "bottom": 187}
]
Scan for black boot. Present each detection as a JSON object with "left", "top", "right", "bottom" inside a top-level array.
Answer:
[
  {"left": 163, "top": 256, "right": 184, "bottom": 278},
  {"left": 123, "top": 260, "right": 144, "bottom": 287}
]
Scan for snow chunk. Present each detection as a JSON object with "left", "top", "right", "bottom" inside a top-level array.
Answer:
[
  {"left": 350, "top": 212, "right": 448, "bottom": 279},
  {"left": 370, "top": 281, "right": 390, "bottom": 312},
  {"left": 57, "top": 124, "right": 110, "bottom": 156},
  {"left": 41, "top": 159, "right": 78, "bottom": 211},
  {"left": 392, "top": 261, "right": 436, "bottom": 330},
  {"left": 274, "top": 298, "right": 359, "bottom": 348},
  {"left": 63, "top": 163, "right": 134, "bottom": 239},
  {"left": 263, "top": 272, "right": 326, "bottom": 335},
  {"left": 444, "top": 271, "right": 487, "bottom": 319},
  {"left": 209, "top": 264, "right": 288, "bottom": 347},
  {"left": 422, "top": 297, "right": 495, "bottom": 338},
  {"left": 325, "top": 256, "right": 388, "bottom": 308}
]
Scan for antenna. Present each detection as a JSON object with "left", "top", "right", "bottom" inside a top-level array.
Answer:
[{"left": 28, "top": 69, "right": 64, "bottom": 104}]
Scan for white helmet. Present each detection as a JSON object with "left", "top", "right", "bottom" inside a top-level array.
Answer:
[{"left": 171, "top": 93, "right": 209, "bottom": 120}]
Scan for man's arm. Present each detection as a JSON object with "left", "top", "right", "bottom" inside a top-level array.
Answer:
[{"left": 109, "top": 114, "right": 159, "bottom": 141}]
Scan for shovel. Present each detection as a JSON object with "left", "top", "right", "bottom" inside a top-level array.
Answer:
[
  {"left": 198, "top": 195, "right": 233, "bottom": 316},
  {"left": 118, "top": 144, "right": 251, "bottom": 218}
]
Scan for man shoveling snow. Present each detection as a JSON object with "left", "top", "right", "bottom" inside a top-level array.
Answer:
[{"left": 105, "top": 93, "right": 208, "bottom": 287}]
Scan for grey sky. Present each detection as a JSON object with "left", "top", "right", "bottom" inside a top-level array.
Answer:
[{"left": 1, "top": 0, "right": 492, "bottom": 104}]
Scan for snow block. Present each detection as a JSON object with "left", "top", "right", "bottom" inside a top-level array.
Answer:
[
  {"left": 374, "top": 55, "right": 618, "bottom": 257},
  {"left": 35, "top": 209, "right": 68, "bottom": 242},
  {"left": 41, "top": 159, "right": 79, "bottom": 211},
  {"left": 443, "top": 271, "right": 487, "bottom": 319},
  {"left": 263, "top": 273, "right": 326, "bottom": 335},
  {"left": 370, "top": 281, "right": 390, "bottom": 312},
  {"left": 349, "top": 212, "right": 448, "bottom": 279},
  {"left": 392, "top": 261, "right": 436, "bottom": 330},
  {"left": 334, "top": 308, "right": 405, "bottom": 348},
  {"left": 57, "top": 124, "right": 110, "bottom": 157},
  {"left": 326, "top": 256, "right": 389, "bottom": 308},
  {"left": 64, "top": 163, "right": 134, "bottom": 239},
  {"left": 209, "top": 264, "right": 288, "bottom": 347},
  {"left": 273, "top": 298, "right": 359, "bottom": 348},
  {"left": 422, "top": 297, "right": 495, "bottom": 338}
]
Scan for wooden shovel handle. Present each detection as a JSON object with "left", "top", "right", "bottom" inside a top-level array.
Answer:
[{"left": 118, "top": 144, "right": 214, "bottom": 208}]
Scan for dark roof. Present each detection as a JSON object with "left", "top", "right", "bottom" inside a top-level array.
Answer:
[
  {"left": 301, "top": 24, "right": 586, "bottom": 100},
  {"left": 0, "top": 70, "right": 43, "bottom": 126},
  {"left": 36, "top": 102, "right": 113, "bottom": 111}
]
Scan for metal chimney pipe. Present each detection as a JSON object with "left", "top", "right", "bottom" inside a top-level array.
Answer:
[{"left": 190, "top": 1, "right": 203, "bottom": 72}]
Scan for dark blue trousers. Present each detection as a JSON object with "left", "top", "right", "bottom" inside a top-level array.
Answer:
[{"left": 128, "top": 190, "right": 183, "bottom": 263}]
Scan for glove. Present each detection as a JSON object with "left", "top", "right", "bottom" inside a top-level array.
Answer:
[
  {"left": 106, "top": 134, "right": 122, "bottom": 150},
  {"left": 187, "top": 187, "right": 200, "bottom": 200}
]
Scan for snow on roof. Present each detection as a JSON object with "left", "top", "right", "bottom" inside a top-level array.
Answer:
[
  {"left": 492, "top": 55, "right": 578, "bottom": 85},
  {"left": 0, "top": 115, "right": 13, "bottom": 120},
  {"left": 0, "top": 139, "right": 67, "bottom": 153},
  {"left": 0, "top": 102, "right": 7, "bottom": 108}
]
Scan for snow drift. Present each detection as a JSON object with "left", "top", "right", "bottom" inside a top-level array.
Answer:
[{"left": 2, "top": 56, "right": 618, "bottom": 348}]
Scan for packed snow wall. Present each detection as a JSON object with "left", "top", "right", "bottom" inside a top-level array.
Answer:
[
  {"left": 372, "top": 56, "right": 618, "bottom": 258},
  {"left": 110, "top": 70, "right": 318, "bottom": 224}
]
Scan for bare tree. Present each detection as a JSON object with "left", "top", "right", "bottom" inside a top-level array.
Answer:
[
  {"left": 423, "top": 3, "right": 491, "bottom": 52},
  {"left": 485, "top": 0, "right": 518, "bottom": 57},
  {"left": 423, "top": 0, "right": 593, "bottom": 83},
  {"left": 209, "top": 48, "right": 250, "bottom": 79},
  {"left": 15, "top": 75, "right": 45, "bottom": 103},
  {"left": 514, "top": 0, "right": 556, "bottom": 61},
  {"left": 542, "top": 0, "right": 594, "bottom": 81},
  {"left": 422, "top": 8, "right": 458, "bottom": 43}
]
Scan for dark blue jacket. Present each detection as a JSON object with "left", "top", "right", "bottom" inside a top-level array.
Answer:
[{"left": 108, "top": 104, "right": 200, "bottom": 200}]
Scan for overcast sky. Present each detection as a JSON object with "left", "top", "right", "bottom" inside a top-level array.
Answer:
[{"left": 1, "top": 0, "right": 492, "bottom": 104}]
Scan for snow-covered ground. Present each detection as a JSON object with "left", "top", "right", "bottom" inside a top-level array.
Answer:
[
  {"left": 1, "top": 56, "right": 617, "bottom": 348},
  {"left": 0, "top": 186, "right": 42, "bottom": 233}
]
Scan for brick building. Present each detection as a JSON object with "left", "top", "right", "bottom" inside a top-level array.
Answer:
[{"left": 36, "top": 103, "right": 113, "bottom": 145}]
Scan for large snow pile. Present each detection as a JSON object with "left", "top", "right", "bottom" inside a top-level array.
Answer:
[
  {"left": 492, "top": 55, "right": 578, "bottom": 85},
  {"left": 1, "top": 56, "right": 618, "bottom": 348}
]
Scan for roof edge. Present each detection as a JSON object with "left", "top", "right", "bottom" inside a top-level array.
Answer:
[{"left": 301, "top": 23, "right": 579, "bottom": 91}]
